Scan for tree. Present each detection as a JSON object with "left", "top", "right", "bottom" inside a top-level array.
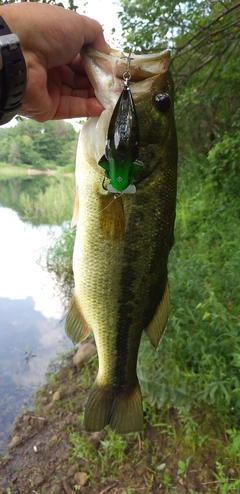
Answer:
[
  {"left": 0, "top": 119, "right": 78, "bottom": 168},
  {"left": 118, "top": 1, "right": 240, "bottom": 156}
]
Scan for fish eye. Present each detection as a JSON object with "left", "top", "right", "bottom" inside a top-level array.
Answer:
[{"left": 154, "top": 93, "right": 170, "bottom": 113}]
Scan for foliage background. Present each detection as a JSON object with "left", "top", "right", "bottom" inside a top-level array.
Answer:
[
  {"left": 0, "top": 119, "right": 78, "bottom": 169},
  {"left": 117, "top": 0, "right": 240, "bottom": 424},
  {"left": 0, "top": 0, "right": 240, "bottom": 460}
]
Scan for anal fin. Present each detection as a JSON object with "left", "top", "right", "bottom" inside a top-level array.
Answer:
[
  {"left": 144, "top": 281, "right": 170, "bottom": 349},
  {"left": 65, "top": 295, "right": 92, "bottom": 345}
]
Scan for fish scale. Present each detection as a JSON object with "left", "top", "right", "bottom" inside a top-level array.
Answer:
[{"left": 65, "top": 47, "right": 177, "bottom": 434}]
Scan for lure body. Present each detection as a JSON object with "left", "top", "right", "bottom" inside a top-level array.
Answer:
[{"left": 99, "top": 84, "right": 143, "bottom": 193}]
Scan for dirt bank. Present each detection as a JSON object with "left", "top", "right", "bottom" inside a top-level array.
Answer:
[{"left": 0, "top": 343, "right": 236, "bottom": 494}]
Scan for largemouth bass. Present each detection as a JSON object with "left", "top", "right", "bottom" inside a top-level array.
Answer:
[{"left": 66, "top": 48, "right": 178, "bottom": 434}]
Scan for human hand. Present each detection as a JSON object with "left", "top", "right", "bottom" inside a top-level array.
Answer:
[{"left": 0, "top": 2, "right": 110, "bottom": 121}]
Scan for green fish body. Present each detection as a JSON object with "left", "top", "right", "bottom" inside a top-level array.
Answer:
[{"left": 65, "top": 48, "right": 178, "bottom": 434}]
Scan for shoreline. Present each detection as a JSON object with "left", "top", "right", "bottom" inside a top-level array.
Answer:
[
  {"left": 0, "top": 166, "right": 74, "bottom": 180},
  {"left": 27, "top": 168, "right": 56, "bottom": 176}
]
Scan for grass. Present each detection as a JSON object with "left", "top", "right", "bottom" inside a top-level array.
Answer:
[
  {"left": 65, "top": 401, "right": 240, "bottom": 492},
  {"left": 19, "top": 175, "right": 75, "bottom": 225},
  {"left": 6, "top": 343, "right": 238, "bottom": 493}
]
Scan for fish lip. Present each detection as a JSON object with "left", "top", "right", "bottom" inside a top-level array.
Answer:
[{"left": 81, "top": 47, "right": 121, "bottom": 108}]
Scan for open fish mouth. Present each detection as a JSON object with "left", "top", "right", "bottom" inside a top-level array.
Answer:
[
  {"left": 81, "top": 47, "right": 171, "bottom": 107},
  {"left": 82, "top": 47, "right": 170, "bottom": 79}
]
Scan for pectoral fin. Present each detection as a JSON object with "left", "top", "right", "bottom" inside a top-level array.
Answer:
[
  {"left": 144, "top": 281, "right": 170, "bottom": 349},
  {"left": 98, "top": 194, "right": 125, "bottom": 241},
  {"left": 65, "top": 295, "right": 92, "bottom": 344}
]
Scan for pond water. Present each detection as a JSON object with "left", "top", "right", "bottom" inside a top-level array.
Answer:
[{"left": 0, "top": 177, "right": 72, "bottom": 452}]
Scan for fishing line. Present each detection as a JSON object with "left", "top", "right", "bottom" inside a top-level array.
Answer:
[
  {"left": 30, "top": 189, "right": 122, "bottom": 256},
  {"left": 30, "top": 225, "right": 77, "bottom": 256},
  {"left": 98, "top": 192, "right": 122, "bottom": 213}
]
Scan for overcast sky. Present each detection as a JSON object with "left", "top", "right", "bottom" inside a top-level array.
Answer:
[{"left": 77, "top": 0, "right": 123, "bottom": 46}]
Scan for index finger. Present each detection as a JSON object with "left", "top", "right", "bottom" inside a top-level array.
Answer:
[{"left": 81, "top": 16, "right": 111, "bottom": 54}]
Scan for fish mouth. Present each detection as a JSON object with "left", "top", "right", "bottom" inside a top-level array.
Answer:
[
  {"left": 86, "top": 48, "right": 171, "bottom": 80},
  {"left": 81, "top": 47, "right": 171, "bottom": 108},
  {"left": 116, "top": 49, "right": 170, "bottom": 79}
]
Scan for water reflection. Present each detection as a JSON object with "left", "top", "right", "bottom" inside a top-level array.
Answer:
[
  {"left": 0, "top": 207, "right": 63, "bottom": 317},
  {"left": 0, "top": 175, "right": 50, "bottom": 223},
  {"left": 0, "top": 207, "right": 71, "bottom": 450}
]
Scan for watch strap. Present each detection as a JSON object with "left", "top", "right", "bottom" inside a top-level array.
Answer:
[{"left": 0, "top": 15, "right": 26, "bottom": 125}]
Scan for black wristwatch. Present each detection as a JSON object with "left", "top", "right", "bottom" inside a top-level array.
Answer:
[{"left": 0, "top": 15, "right": 26, "bottom": 125}]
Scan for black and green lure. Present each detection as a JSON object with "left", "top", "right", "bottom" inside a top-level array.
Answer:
[{"left": 98, "top": 54, "right": 143, "bottom": 194}]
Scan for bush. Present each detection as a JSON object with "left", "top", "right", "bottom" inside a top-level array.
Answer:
[
  {"left": 207, "top": 130, "right": 240, "bottom": 195},
  {"left": 19, "top": 176, "right": 75, "bottom": 225},
  {"left": 44, "top": 222, "right": 75, "bottom": 309},
  {"left": 139, "top": 156, "right": 240, "bottom": 423}
]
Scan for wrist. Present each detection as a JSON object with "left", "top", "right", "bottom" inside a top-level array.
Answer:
[{"left": 0, "top": 14, "right": 26, "bottom": 125}]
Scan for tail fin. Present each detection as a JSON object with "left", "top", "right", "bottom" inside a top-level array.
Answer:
[{"left": 84, "top": 380, "right": 143, "bottom": 434}]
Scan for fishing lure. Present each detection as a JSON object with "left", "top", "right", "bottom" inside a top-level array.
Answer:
[{"left": 98, "top": 52, "right": 143, "bottom": 194}]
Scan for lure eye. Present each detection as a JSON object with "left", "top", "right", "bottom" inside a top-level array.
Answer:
[{"left": 154, "top": 93, "right": 170, "bottom": 113}]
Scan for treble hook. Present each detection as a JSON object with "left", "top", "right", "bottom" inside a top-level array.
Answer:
[{"left": 121, "top": 51, "right": 134, "bottom": 85}]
